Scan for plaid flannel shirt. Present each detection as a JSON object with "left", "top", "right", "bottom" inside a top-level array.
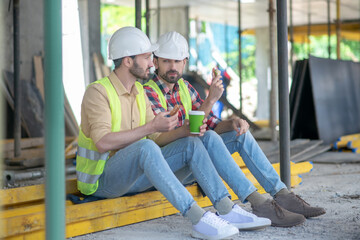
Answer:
[{"left": 144, "top": 74, "right": 221, "bottom": 129}]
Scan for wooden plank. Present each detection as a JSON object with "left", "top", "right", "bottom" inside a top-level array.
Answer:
[
  {"left": 292, "top": 145, "right": 331, "bottom": 163},
  {"left": 33, "top": 56, "right": 44, "bottom": 100},
  {"left": 3, "top": 71, "right": 44, "bottom": 137},
  {"left": 311, "top": 152, "right": 360, "bottom": 163},
  {"left": 264, "top": 139, "right": 311, "bottom": 159},
  {"left": 337, "top": 133, "right": 360, "bottom": 142},
  {"left": 1, "top": 159, "right": 309, "bottom": 208},
  {"left": 1, "top": 137, "right": 75, "bottom": 152},
  {"left": 1, "top": 72, "right": 31, "bottom": 137},
  {"left": 1, "top": 175, "right": 302, "bottom": 239},
  {"left": 3, "top": 147, "right": 44, "bottom": 159},
  {"left": 268, "top": 140, "right": 322, "bottom": 163},
  {"left": 1, "top": 137, "right": 44, "bottom": 152},
  {"left": 347, "top": 139, "right": 360, "bottom": 149}
]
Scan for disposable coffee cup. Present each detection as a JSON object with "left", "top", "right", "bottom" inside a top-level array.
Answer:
[{"left": 189, "top": 110, "right": 205, "bottom": 134}]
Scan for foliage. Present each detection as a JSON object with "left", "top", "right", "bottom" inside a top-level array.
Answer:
[{"left": 293, "top": 35, "right": 360, "bottom": 62}]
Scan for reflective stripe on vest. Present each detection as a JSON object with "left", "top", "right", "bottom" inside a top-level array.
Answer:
[
  {"left": 144, "top": 78, "right": 192, "bottom": 119},
  {"left": 76, "top": 77, "right": 146, "bottom": 195}
]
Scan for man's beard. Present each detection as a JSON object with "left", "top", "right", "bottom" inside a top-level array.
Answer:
[
  {"left": 160, "top": 70, "right": 182, "bottom": 84},
  {"left": 130, "top": 60, "right": 149, "bottom": 80}
]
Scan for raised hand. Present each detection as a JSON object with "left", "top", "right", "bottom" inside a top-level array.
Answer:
[{"left": 207, "top": 68, "right": 224, "bottom": 103}]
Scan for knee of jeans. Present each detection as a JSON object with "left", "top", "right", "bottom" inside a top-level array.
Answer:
[
  {"left": 138, "top": 139, "right": 160, "bottom": 154},
  {"left": 183, "top": 136, "right": 203, "bottom": 152},
  {"left": 203, "top": 130, "right": 222, "bottom": 143}
]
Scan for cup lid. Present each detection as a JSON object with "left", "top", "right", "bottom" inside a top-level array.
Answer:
[{"left": 188, "top": 110, "right": 205, "bottom": 115}]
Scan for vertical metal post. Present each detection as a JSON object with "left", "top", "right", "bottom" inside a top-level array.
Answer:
[
  {"left": 225, "top": 22, "right": 229, "bottom": 65},
  {"left": 269, "top": 0, "right": 277, "bottom": 142},
  {"left": 336, "top": 0, "right": 341, "bottom": 59},
  {"left": 13, "top": 0, "right": 21, "bottom": 157},
  {"left": 44, "top": 0, "right": 65, "bottom": 239},
  {"left": 157, "top": 0, "right": 160, "bottom": 38},
  {"left": 276, "top": 0, "right": 291, "bottom": 188},
  {"left": 289, "top": 0, "right": 294, "bottom": 75},
  {"left": 135, "top": 0, "right": 142, "bottom": 30},
  {"left": 145, "top": 0, "right": 150, "bottom": 37},
  {"left": 238, "top": 0, "right": 243, "bottom": 114},
  {"left": 307, "top": 0, "right": 311, "bottom": 57},
  {"left": 327, "top": 0, "right": 331, "bottom": 58}
]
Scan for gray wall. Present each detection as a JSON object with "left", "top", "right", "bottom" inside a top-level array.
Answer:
[{"left": 1, "top": 0, "right": 44, "bottom": 82}]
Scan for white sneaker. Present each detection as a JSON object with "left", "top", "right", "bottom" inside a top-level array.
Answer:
[
  {"left": 192, "top": 211, "right": 239, "bottom": 240},
  {"left": 217, "top": 204, "right": 271, "bottom": 230}
]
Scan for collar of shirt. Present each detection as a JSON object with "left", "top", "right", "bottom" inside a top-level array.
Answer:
[
  {"left": 152, "top": 74, "right": 180, "bottom": 95},
  {"left": 108, "top": 71, "right": 139, "bottom": 97}
]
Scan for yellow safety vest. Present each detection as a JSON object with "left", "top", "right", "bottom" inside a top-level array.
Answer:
[
  {"left": 76, "top": 77, "right": 146, "bottom": 195},
  {"left": 144, "top": 78, "right": 192, "bottom": 119}
]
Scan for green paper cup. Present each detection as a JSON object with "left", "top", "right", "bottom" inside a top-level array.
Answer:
[{"left": 189, "top": 110, "right": 205, "bottom": 134}]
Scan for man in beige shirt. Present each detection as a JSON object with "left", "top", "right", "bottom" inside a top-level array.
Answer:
[{"left": 77, "top": 26, "right": 240, "bottom": 239}]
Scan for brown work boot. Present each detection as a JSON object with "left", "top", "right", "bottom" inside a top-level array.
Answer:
[
  {"left": 252, "top": 199, "right": 305, "bottom": 227},
  {"left": 274, "top": 192, "right": 326, "bottom": 218}
]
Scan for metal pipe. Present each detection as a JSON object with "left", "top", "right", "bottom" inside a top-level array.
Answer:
[
  {"left": 238, "top": 0, "right": 242, "bottom": 114},
  {"left": 327, "top": 0, "right": 331, "bottom": 58},
  {"left": 269, "top": 0, "right": 277, "bottom": 143},
  {"left": 307, "top": 0, "right": 311, "bottom": 57},
  {"left": 336, "top": 0, "right": 340, "bottom": 59},
  {"left": 135, "top": 0, "right": 141, "bottom": 30},
  {"left": 276, "top": 0, "right": 291, "bottom": 189},
  {"left": 145, "top": 0, "right": 150, "bottom": 37},
  {"left": 289, "top": 0, "right": 294, "bottom": 75},
  {"left": 4, "top": 166, "right": 76, "bottom": 185},
  {"left": 157, "top": 0, "right": 160, "bottom": 38},
  {"left": 44, "top": 0, "right": 65, "bottom": 239},
  {"left": 13, "top": 0, "right": 21, "bottom": 157}
]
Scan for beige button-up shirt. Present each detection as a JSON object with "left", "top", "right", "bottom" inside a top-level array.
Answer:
[{"left": 80, "top": 71, "right": 160, "bottom": 147}]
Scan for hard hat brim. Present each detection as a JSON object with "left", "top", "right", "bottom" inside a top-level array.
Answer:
[{"left": 147, "top": 43, "right": 159, "bottom": 55}]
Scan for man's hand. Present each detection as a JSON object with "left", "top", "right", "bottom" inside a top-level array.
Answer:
[
  {"left": 151, "top": 112, "right": 178, "bottom": 132},
  {"left": 197, "top": 118, "right": 208, "bottom": 137},
  {"left": 180, "top": 119, "right": 208, "bottom": 137},
  {"left": 231, "top": 117, "right": 249, "bottom": 136},
  {"left": 207, "top": 68, "right": 224, "bottom": 104}
]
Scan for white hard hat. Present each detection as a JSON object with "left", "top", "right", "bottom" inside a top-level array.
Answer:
[
  {"left": 154, "top": 31, "right": 189, "bottom": 60},
  {"left": 108, "top": 26, "right": 159, "bottom": 60}
]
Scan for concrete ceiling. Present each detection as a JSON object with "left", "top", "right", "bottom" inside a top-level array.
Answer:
[{"left": 103, "top": 0, "right": 360, "bottom": 29}]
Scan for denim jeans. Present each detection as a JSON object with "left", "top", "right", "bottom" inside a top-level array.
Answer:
[
  {"left": 93, "top": 138, "right": 230, "bottom": 215},
  {"left": 218, "top": 130, "right": 286, "bottom": 197}
]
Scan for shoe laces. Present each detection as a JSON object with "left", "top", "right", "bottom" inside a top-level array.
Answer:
[
  {"left": 203, "top": 212, "right": 230, "bottom": 227},
  {"left": 271, "top": 200, "right": 285, "bottom": 218},
  {"left": 294, "top": 194, "right": 310, "bottom": 206},
  {"left": 232, "top": 205, "right": 256, "bottom": 218}
]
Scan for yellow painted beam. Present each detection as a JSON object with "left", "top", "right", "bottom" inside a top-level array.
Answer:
[
  {"left": 347, "top": 140, "right": 360, "bottom": 149},
  {"left": 1, "top": 174, "right": 302, "bottom": 239},
  {"left": 1, "top": 153, "right": 310, "bottom": 239},
  {"left": 337, "top": 133, "right": 360, "bottom": 142}
]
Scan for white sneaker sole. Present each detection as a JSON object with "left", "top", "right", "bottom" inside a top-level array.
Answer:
[
  {"left": 233, "top": 218, "right": 271, "bottom": 231},
  {"left": 191, "top": 228, "right": 239, "bottom": 240}
]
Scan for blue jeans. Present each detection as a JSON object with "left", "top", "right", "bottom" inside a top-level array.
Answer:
[
  {"left": 93, "top": 138, "right": 230, "bottom": 215},
  {"left": 214, "top": 130, "right": 286, "bottom": 198},
  {"left": 179, "top": 130, "right": 285, "bottom": 202}
]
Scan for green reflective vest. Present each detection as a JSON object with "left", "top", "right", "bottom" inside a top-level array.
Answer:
[
  {"left": 144, "top": 78, "right": 192, "bottom": 119},
  {"left": 76, "top": 77, "right": 146, "bottom": 195}
]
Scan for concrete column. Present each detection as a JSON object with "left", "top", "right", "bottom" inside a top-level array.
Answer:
[
  {"left": 255, "top": 26, "right": 278, "bottom": 121},
  {"left": 255, "top": 27, "right": 270, "bottom": 120},
  {"left": 79, "top": 0, "right": 101, "bottom": 85}
]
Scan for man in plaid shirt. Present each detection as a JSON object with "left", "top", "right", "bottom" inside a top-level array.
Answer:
[{"left": 144, "top": 31, "right": 325, "bottom": 228}]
